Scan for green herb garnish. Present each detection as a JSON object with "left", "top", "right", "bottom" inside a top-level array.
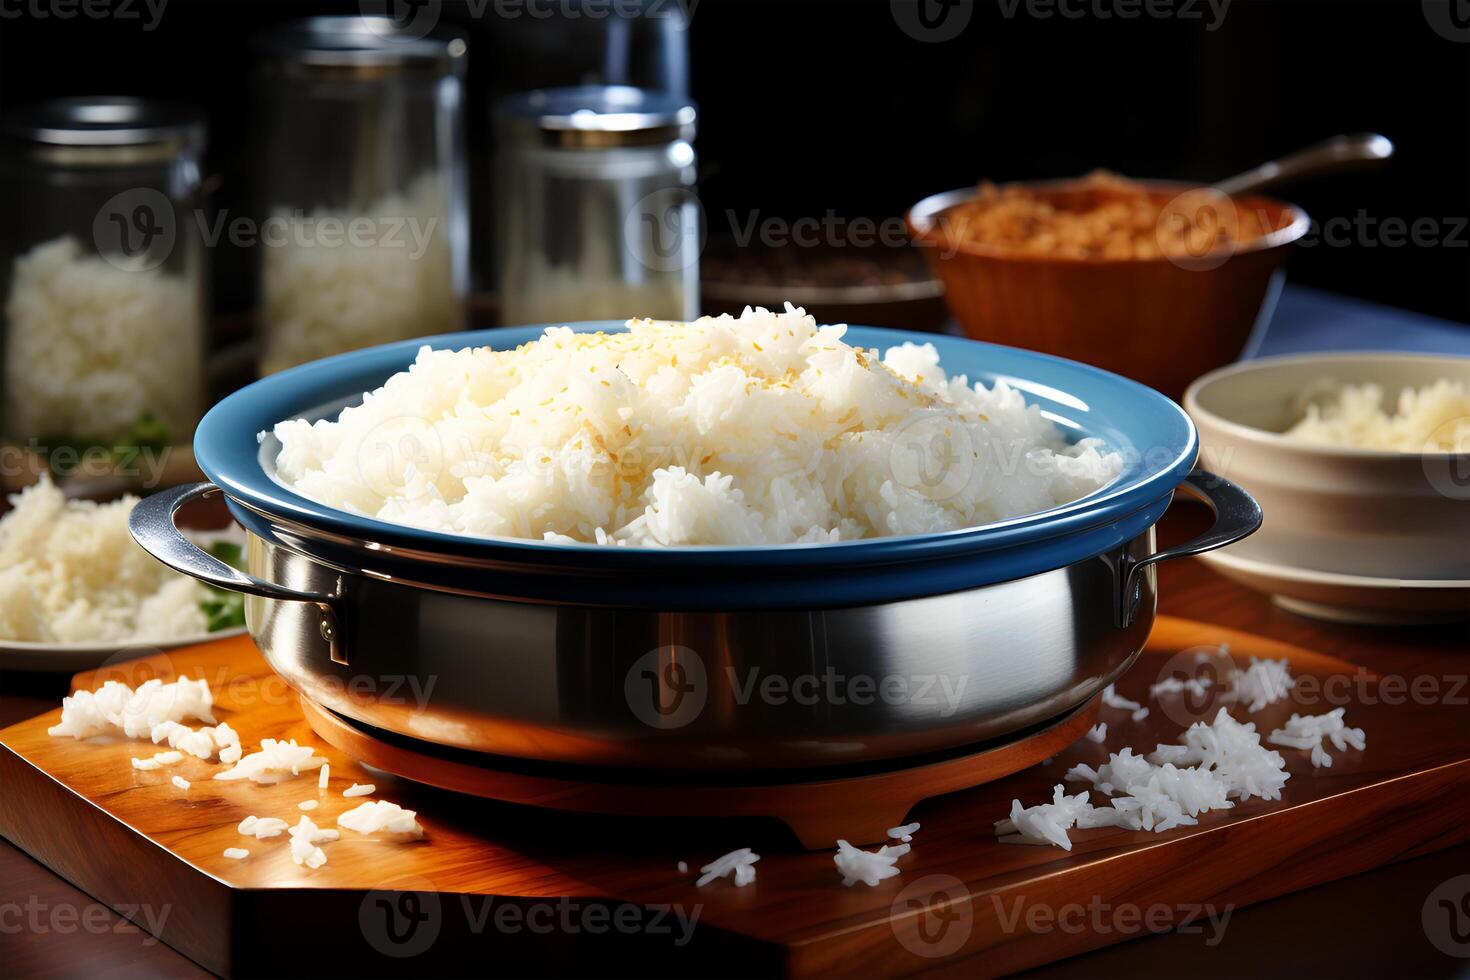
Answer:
[
  {"left": 199, "top": 540, "right": 247, "bottom": 632},
  {"left": 34, "top": 414, "right": 173, "bottom": 479},
  {"left": 207, "top": 540, "right": 244, "bottom": 568}
]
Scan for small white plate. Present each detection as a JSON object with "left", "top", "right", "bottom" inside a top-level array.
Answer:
[
  {"left": 1199, "top": 549, "right": 1470, "bottom": 625},
  {"left": 0, "top": 627, "right": 247, "bottom": 674}
]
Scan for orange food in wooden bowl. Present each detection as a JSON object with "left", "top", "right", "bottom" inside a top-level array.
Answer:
[{"left": 907, "top": 175, "right": 1310, "bottom": 398}]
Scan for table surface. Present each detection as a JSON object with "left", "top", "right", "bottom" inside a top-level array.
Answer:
[
  {"left": 1247, "top": 284, "right": 1470, "bottom": 360},
  {"left": 1, "top": 287, "right": 1467, "bottom": 978}
]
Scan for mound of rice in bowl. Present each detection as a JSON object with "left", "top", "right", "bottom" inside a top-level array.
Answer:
[{"left": 271, "top": 306, "right": 1124, "bottom": 546}]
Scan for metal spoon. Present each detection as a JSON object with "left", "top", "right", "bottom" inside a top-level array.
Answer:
[{"left": 1214, "top": 133, "right": 1395, "bottom": 198}]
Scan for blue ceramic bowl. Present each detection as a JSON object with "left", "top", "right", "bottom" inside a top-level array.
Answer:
[{"left": 194, "top": 323, "right": 1197, "bottom": 607}]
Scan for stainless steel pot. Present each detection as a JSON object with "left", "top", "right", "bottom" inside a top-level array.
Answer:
[{"left": 131, "top": 470, "right": 1258, "bottom": 771}]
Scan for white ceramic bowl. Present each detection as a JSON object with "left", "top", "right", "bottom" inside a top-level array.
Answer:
[{"left": 1184, "top": 351, "right": 1470, "bottom": 584}]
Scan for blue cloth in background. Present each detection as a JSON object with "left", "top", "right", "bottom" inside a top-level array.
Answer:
[{"left": 1250, "top": 284, "right": 1470, "bottom": 359}]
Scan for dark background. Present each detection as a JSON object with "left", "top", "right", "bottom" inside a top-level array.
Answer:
[{"left": 1, "top": 0, "right": 1467, "bottom": 325}]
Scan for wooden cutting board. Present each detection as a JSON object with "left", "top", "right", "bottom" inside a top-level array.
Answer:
[{"left": 1, "top": 616, "right": 1467, "bottom": 977}]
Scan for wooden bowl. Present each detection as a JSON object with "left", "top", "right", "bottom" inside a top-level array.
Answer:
[{"left": 907, "top": 181, "right": 1310, "bottom": 398}]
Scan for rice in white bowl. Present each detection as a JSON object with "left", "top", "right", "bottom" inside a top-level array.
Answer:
[
  {"left": 272, "top": 306, "right": 1124, "bottom": 546},
  {"left": 1285, "top": 378, "right": 1470, "bottom": 452}
]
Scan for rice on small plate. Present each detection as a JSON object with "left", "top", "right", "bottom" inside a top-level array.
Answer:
[
  {"left": 0, "top": 477, "right": 248, "bottom": 667},
  {"left": 0, "top": 478, "right": 204, "bottom": 643},
  {"left": 272, "top": 306, "right": 1123, "bottom": 546}
]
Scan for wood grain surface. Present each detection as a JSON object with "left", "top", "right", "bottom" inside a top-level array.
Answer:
[{"left": 2, "top": 593, "right": 1467, "bottom": 977}]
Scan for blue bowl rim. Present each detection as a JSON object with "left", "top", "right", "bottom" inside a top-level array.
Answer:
[{"left": 194, "top": 322, "right": 1198, "bottom": 569}]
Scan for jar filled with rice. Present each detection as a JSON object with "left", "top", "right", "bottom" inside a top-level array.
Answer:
[
  {"left": 251, "top": 16, "right": 469, "bottom": 375},
  {"left": 0, "top": 97, "right": 208, "bottom": 477}
]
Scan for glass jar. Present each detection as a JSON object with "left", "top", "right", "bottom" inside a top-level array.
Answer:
[
  {"left": 495, "top": 86, "right": 699, "bottom": 325},
  {"left": 0, "top": 97, "right": 207, "bottom": 471},
  {"left": 252, "top": 16, "right": 468, "bottom": 374}
]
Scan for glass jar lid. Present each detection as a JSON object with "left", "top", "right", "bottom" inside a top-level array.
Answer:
[
  {"left": 255, "top": 16, "right": 468, "bottom": 76},
  {"left": 0, "top": 96, "right": 204, "bottom": 166},
  {"left": 1, "top": 96, "right": 203, "bottom": 149},
  {"left": 498, "top": 85, "right": 696, "bottom": 148}
]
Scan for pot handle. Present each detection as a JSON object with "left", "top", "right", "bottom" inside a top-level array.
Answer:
[
  {"left": 129, "top": 482, "right": 346, "bottom": 664},
  {"left": 1119, "top": 469, "right": 1262, "bottom": 626}
]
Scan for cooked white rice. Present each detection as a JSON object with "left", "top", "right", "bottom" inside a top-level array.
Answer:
[
  {"left": 1000, "top": 706, "right": 1307, "bottom": 851},
  {"left": 1285, "top": 378, "right": 1470, "bottom": 452},
  {"left": 1101, "top": 683, "right": 1149, "bottom": 721},
  {"left": 212, "top": 738, "right": 327, "bottom": 784},
  {"left": 260, "top": 173, "right": 457, "bottom": 375},
  {"left": 272, "top": 306, "right": 1124, "bottom": 546},
  {"left": 288, "top": 814, "right": 339, "bottom": 869},
  {"left": 1149, "top": 675, "right": 1214, "bottom": 699},
  {"left": 337, "top": 800, "right": 424, "bottom": 838},
  {"left": 1224, "top": 657, "right": 1296, "bottom": 713},
  {"left": 833, "top": 839, "right": 909, "bottom": 887},
  {"left": 886, "top": 822, "right": 920, "bottom": 843},
  {"left": 4, "top": 235, "right": 202, "bottom": 444},
  {"left": 49, "top": 675, "right": 245, "bottom": 780},
  {"left": 1268, "top": 708, "right": 1367, "bottom": 768},
  {"left": 695, "top": 847, "right": 761, "bottom": 888},
  {"left": 49, "top": 676, "right": 215, "bottom": 740},
  {"left": 1148, "top": 649, "right": 1295, "bottom": 715},
  {"left": 151, "top": 720, "right": 241, "bottom": 761},
  {"left": 0, "top": 478, "right": 210, "bottom": 643},
  {"left": 288, "top": 829, "right": 329, "bottom": 869},
  {"left": 238, "top": 815, "right": 289, "bottom": 840},
  {"left": 49, "top": 674, "right": 422, "bottom": 862}
]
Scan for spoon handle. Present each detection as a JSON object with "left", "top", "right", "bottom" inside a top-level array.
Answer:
[{"left": 1215, "top": 133, "right": 1394, "bottom": 198}]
